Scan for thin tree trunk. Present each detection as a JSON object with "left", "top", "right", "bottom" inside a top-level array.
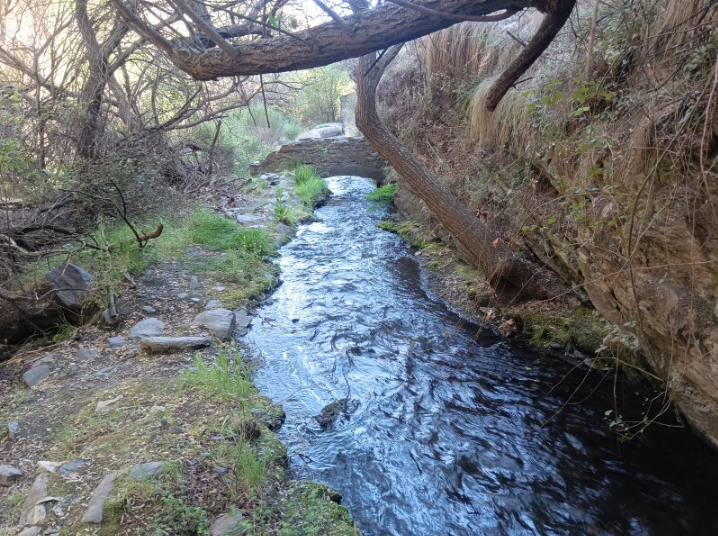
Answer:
[{"left": 355, "top": 50, "right": 567, "bottom": 301}]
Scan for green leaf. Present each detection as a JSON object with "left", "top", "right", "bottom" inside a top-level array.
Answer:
[{"left": 546, "top": 215, "right": 559, "bottom": 226}]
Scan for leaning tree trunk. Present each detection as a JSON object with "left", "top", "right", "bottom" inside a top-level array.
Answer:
[{"left": 355, "top": 50, "right": 567, "bottom": 301}]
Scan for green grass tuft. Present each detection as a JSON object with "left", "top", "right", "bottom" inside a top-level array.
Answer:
[
  {"left": 366, "top": 183, "right": 396, "bottom": 208},
  {"left": 293, "top": 165, "right": 328, "bottom": 209}
]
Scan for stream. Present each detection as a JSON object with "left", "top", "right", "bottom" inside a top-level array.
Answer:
[{"left": 245, "top": 176, "right": 718, "bottom": 536}]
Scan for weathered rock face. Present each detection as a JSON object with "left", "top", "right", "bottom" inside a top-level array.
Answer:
[{"left": 250, "top": 136, "right": 387, "bottom": 181}]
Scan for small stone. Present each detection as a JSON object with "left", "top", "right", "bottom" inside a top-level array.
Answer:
[
  {"left": 81, "top": 471, "right": 118, "bottom": 523},
  {"left": 127, "top": 461, "right": 171, "bottom": 481},
  {"left": 95, "top": 396, "right": 123, "bottom": 414},
  {"left": 216, "top": 284, "right": 225, "bottom": 292},
  {"left": 191, "top": 298, "right": 201, "bottom": 303},
  {"left": 210, "top": 511, "right": 245, "bottom": 536},
  {"left": 37, "top": 461, "right": 60, "bottom": 473},
  {"left": 213, "top": 466, "right": 228, "bottom": 476},
  {"left": 108, "top": 336, "right": 127, "bottom": 348},
  {"left": 205, "top": 300, "right": 222, "bottom": 310},
  {"left": 169, "top": 425, "right": 183, "bottom": 434},
  {"left": 548, "top": 342, "right": 564, "bottom": 350},
  {"left": 129, "top": 318, "right": 165, "bottom": 340},
  {"left": 177, "top": 292, "right": 189, "bottom": 299},
  {"left": 23, "top": 365, "right": 52, "bottom": 387},
  {"left": 141, "top": 306, "right": 157, "bottom": 314},
  {"left": 59, "top": 459, "right": 86, "bottom": 476},
  {"left": 190, "top": 276, "right": 200, "bottom": 290},
  {"left": 76, "top": 348, "right": 98, "bottom": 361},
  {"left": 149, "top": 405, "right": 165, "bottom": 414},
  {"left": 8, "top": 420, "right": 19, "bottom": 440},
  {"left": 140, "top": 336, "right": 211, "bottom": 354},
  {"left": 0, "top": 465, "right": 23, "bottom": 486}
]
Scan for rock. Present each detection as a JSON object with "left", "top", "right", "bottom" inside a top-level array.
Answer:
[
  {"left": 0, "top": 465, "right": 23, "bottom": 486},
  {"left": 19, "top": 473, "right": 48, "bottom": 526},
  {"left": 76, "top": 347, "right": 98, "bottom": 361},
  {"left": 81, "top": 470, "right": 118, "bottom": 523},
  {"left": 205, "top": 300, "right": 223, "bottom": 310},
  {"left": 23, "top": 365, "right": 52, "bottom": 388},
  {"left": 192, "top": 309, "right": 236, "bottom": 341},
  {"left": 129, "top": 318, "right": 165, "bottom": 340},
  {"left": 95, "top": 396, "right": 123, "bottom": 414},
  {"left": 141, "top": 306, "right": 157, "bottom": 314},
  {"left": 234, "top": 312, "right": 253, "bottom": 330},
  {"left": 46, "top": 263, "right": 93, "bottom": 309},
  {"left": 108, "top": 336, "right": 127, "bottom": 348},
  {"left": 210, "top": 511, "right": 246, "bottom": 536},
  {"left": 140, "top": 336, "right": 212, "bottom": 354},
  {"left": 37, "top": 461, "right": 60, "bottom": 473},
  {"left": 177, "top": 292, "right": 189, "bottom": 299},
  {"left": 216, "top": 284, "right": 225, "bottom": 292},
  {"left": 314, "top": 398, "right": 357, "bottom": 429},
  {"left": 59, "top": 459, "right": 85, "bottom": 476},
  {"left": 236, "top": 214, "right": 263, "bottom": 224},
  {"left": 8, "top": 420, "right": 19, "bottom": 440},
  {"left": 16, "top": 527, "right": 41, "bottom": 536},
  {"left": 213, "top": 466, "right": 228, "bottom": 476},
  {"left": 127, "top": 461, "right": 171, "bottom": 481},
  {"left": 190, "top": 276, "right": 200, "bottom": 290}
]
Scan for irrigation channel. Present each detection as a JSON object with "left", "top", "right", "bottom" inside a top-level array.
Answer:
[{"left": 245, "top": 175, "right": 718, "bottom": 536}]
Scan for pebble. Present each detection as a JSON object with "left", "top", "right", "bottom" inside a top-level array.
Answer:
[
  {"left": 141, "top": 306, "right": 157, "bottom": 314},
  {"left": 59, "top": 458, "right": 86, "bottom": 476},
  {"left": 76, "top": 348, "right": 98, "bottom": 361},
  {"left": 95, "top": 396, "right": 123, "bottom": 414}
]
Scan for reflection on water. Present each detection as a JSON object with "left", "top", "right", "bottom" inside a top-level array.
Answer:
[{"left": 245, "top": 176, "right": 718, "bottom": 536}]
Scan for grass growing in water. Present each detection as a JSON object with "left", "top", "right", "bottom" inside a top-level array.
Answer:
[
  {"left": 366, "top": 183, "right": 396, "bottom": 208},
  {"left": 293, "top": 164, "right": 328, "bottom": 209}
]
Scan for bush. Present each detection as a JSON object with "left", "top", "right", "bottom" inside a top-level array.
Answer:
[{"left": 366, "top": 183, "right": 396, "bottom": 208}]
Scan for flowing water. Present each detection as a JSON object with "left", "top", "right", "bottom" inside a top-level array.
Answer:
[{"left": 245, "top": 176, "right": 718, "bottom": 536}]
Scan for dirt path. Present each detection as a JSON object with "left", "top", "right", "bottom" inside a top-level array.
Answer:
[{"left": 0, "top": 172, "right": 357, "bottom": 536}]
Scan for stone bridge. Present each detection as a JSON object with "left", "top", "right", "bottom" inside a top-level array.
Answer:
[{"left": 250, "top": 136, "right": 388, "bottom": 182}]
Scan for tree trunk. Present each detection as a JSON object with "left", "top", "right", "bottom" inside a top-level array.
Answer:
[{"left": 355, "top": 51, "right": 567, "bottom": 301}]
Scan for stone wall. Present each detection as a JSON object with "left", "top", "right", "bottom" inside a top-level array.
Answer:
[{"left": 250, "top": 136, "right": 387, "bottom": 182}]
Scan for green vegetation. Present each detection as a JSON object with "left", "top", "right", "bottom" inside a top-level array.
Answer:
[
  {"left": 183, "top": 347, "right": 253, "bottom": 408},
  {"left": 221, "top": 105, "right": 304, "bottom": 177},
  {"left": 366, "top": 183, "right": 396, "bottom": 208},
  {"left": 293, "top": 164, "right": 328, "bottom": 208}
]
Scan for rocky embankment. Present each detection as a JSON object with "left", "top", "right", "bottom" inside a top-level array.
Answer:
[{"left": 0, "top": 171, "right": 357, "bottom": 536}]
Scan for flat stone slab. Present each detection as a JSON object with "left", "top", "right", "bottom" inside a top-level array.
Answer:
[
  {"left": 95, "top": 396, "right": 123, "bottom": 415},
  {"left": 81, "top": 470, "right": 118, "bottom": 523},
  {"left": 59, "top": 459, "right": 86, "bottom": 476},
  {"left": 23, "top": 365, "right": 52, "bottom": 387},
  {"left": 192, "top": 309, "right": 236, "bottom": 341},
  {"left": 205, "top": 299, "right": 223, "bottom": 310},
  {"left": 19, "top": 473, "right": 48, "bottom": 526},
  {"left": 140, "top": 337, "right": 212, "bottom": 354},
  {"left": 127, "top": 461, "right": 171, "bottom": 481},
  {"left": 0, "top": 465, "right": 22, "bottom": 486},
  {"left": 236, "top": 214, "right": 263, "bottom": 224},
  {"left": 129, "top": 318, "right": 165, "bottom": 340}
]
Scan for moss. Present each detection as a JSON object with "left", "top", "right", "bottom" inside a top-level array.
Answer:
[
  {"left": 506, "top": 307, "right": 609, "bottom": 353},
  {"left": 378, "top": 219, "right": 437, "bottom": 248}
]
